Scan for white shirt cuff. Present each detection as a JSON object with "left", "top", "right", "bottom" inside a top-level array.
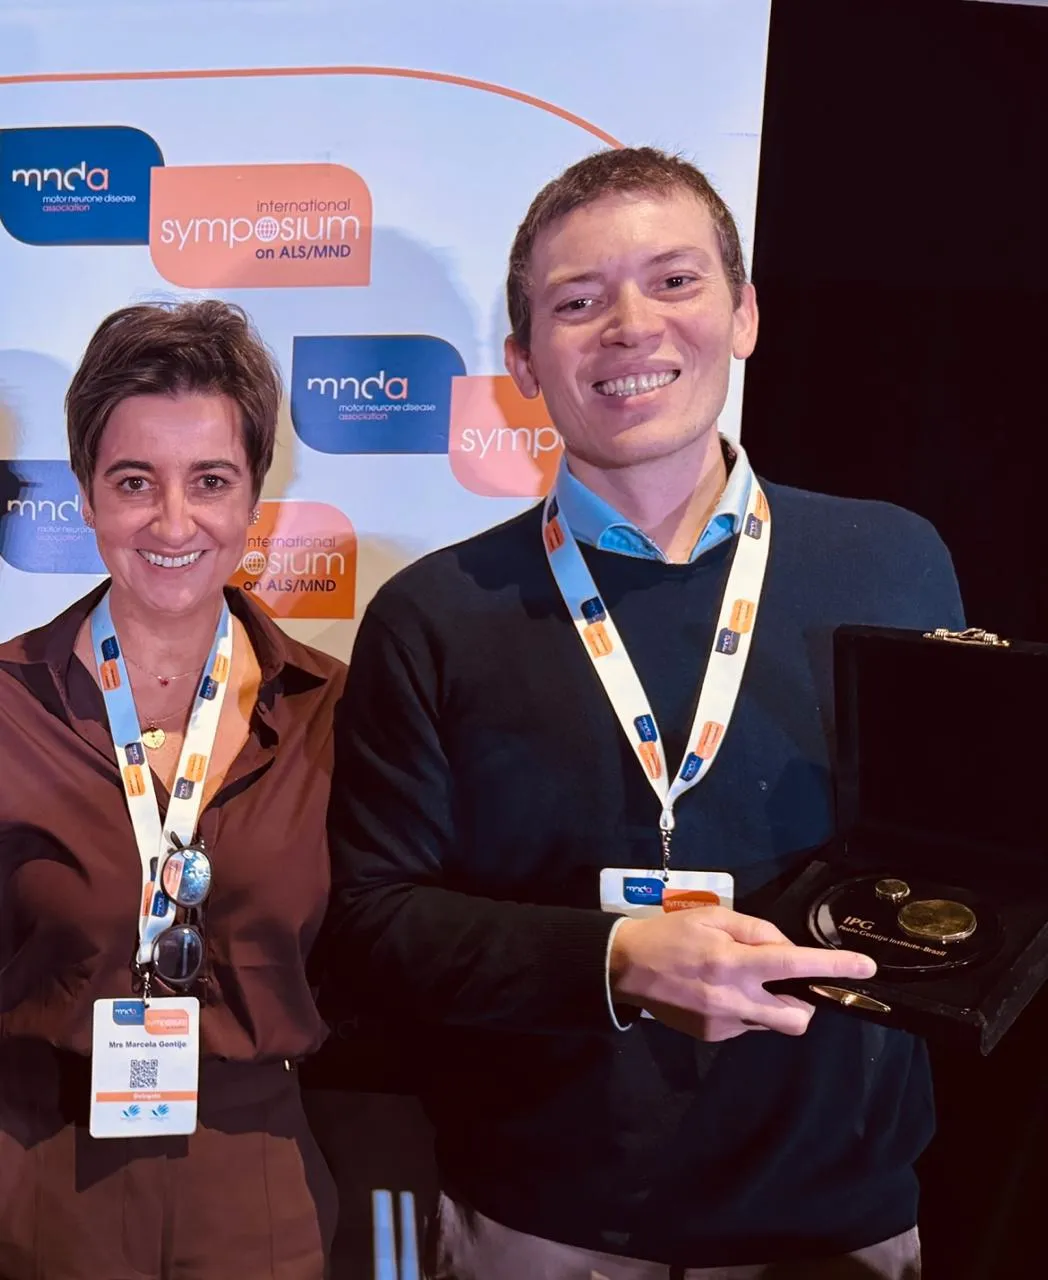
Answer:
[{"left": 604, "top": 916, "right": 634, "bottom": 1032}]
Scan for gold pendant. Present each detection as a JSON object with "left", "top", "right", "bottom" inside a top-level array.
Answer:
[{"left": 141, "top": 726, "right": 166, "bottom": 751}]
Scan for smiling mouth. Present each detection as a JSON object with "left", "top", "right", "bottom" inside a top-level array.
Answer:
[
  {"left": 593, "top": 370, "right": 680, "bottom": 398},
  {"left": 138, "top": 550, "right": 204, "bottom": 569}
]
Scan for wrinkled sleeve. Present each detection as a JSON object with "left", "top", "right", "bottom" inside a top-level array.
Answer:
[{"left": 324, "top": 602, "right": 622, "bottom": 1034}]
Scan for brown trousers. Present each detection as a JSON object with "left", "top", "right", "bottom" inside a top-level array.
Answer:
[
  {"left": 430, "top": 1195, "right": 921, "bottom": 1280},
  {"left": 0, "top": 1046, "right": 336, "bottom": 1280}
]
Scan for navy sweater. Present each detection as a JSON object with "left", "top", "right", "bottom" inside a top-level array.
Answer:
[{"left": 327, "top": 479, "right": 965, "bottom": 1266}]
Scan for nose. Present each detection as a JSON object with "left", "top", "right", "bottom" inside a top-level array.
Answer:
[
  {"left": 152, "top": 484, "right": 197, "bottom": 547},
  {"left": 600, "top": 284, "right": 662, "bottom": 348}
]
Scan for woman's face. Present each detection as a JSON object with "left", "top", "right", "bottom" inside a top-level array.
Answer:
[{"left": 83, "top": 391, "right": 255, "bottom": 618}]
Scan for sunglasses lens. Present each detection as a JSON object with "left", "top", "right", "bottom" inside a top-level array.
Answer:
[
  {"left": 161, "top": 846, "right": 212, "bottom": 908},
  {"left": 153, "top": 925, "right": 205, "bottom": 985}
]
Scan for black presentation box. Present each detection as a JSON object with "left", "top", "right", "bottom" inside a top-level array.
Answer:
[{"left": 765, "top": 626, "right": 1048, "bottom": 1054}]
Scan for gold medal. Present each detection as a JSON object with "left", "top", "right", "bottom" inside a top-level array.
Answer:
[
  {"left": 141, "top": 726, "right": 166, "bottom": 751},
  {"left": 874, "top": 878, "right": 911, "bottom": 904},
  {"left": 897, "top": 898, "right": 977, "bottom": 944}
]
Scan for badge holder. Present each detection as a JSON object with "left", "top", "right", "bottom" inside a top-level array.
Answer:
[
  {"left": 90, "top": 994, "right": 201, "bottom": 1138},
  {"left": 600, "top": 868, "right": 734, "bottom": 917},
  {"left": 600, "top": 868, "right": 734, "bottom": 1021}
]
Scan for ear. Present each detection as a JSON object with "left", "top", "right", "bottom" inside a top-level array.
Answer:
[
  {"left": 504, "top": 335, "right": 541, "bottom": 400},
  {"left": 731, "top": 282, "right": 759, "bottom": 360},
  {"left": 78, "top": 481, "right": 94, "bottom": 527}
]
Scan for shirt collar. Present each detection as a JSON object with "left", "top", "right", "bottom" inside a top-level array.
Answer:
[
  {"left": 0, "top": 581, "right": 336, "bottom": 694},
  {"left": 0, "top": 584, "right": 343, "bottom": 800},
  {"left": 553, "top": 435, "right": 754, "bottom": 564}
]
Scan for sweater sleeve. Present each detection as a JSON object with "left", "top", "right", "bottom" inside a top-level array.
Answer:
[
  {"left": 324, "top": 601, "right": 621, "bottom": 1034},
  {"left": 898, "top": 508, "right": 966, "bottom": 631}
]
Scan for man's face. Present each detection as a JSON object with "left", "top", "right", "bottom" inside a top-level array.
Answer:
[{"left": 505, "top": 188, "right": 758, "bottom": 472}]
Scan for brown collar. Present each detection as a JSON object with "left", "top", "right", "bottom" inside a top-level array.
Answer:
[
  {"left": 0, "top": 582, "right": 337, "bottom": 695},
  {"left": 0, "top": 583, "right": 342, "bottom": 782}
]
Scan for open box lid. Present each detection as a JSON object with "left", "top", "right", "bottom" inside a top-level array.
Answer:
[{"left": 833, "top": 626, "right": 1048, "bottom": 876}]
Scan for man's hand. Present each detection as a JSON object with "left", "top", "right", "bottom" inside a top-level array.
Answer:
[{"left": 609, "top": 905, "right": 877, "bottom": 1041}]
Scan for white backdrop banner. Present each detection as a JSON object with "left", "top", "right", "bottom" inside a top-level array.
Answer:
[
  {"left": 0, "top": 4, "right": 771, "bottom": 1273},
  {"left": 0, "top": 0, "right": 771, "bottom": 658}
]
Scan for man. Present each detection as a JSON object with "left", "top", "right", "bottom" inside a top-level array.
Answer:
[{"left": 327, "top": 147, "right": 963, "bottom": 1278}]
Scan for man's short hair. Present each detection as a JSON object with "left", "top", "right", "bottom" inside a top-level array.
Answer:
[
  {"left": 66, "top": 298, "right": 281, "bottom": 500},
  {"left": 507, "top": 146, "right": 748, "bottom": 351}
]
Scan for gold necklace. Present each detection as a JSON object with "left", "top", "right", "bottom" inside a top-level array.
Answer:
[
  {"left": 140, "top": 706, "right": 189, "bottom": 751},
  {"left": 124, "top": 653, "right": 201, "bottom": 688},
  {"left": 128, "top": 619, "right": 240, "bottom": 749},
  {"left": 136, "top": 687, "right": 201, "bottom": 751},
  {"left": 126, "top": 654, "right": 208, "bottom": 748}
]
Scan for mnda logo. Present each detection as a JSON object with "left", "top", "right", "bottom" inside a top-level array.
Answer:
[
  {"left": 0, "top": 126, "right": 163, "bottom": 246},
  {"left": 0, "top": 460, "right": 105, "bottom": 573},
  {"left": 623, "top": 877, "right": 664, "bottom": 906},
  {"left": 112, "top": 1000, "right": 145, "bottom": 1026},
  {"left": 291, "top": 334, "right": 465, "bottom": 454},
  {"left": 305, "top": 370, "right": 409, "bottom": 404},
  {"left": 12, "top": 160, "right": 111, "bottom": 193}
]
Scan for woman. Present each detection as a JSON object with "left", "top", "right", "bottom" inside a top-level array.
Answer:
[{"left": 0, "top": 299, "right": 343, "bottom": 1279}]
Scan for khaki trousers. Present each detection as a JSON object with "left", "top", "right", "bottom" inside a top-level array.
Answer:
[
  {"left": 430, "top": 1194, "right": 920, "bottom": 1280},
  {"left": 0, "top": 1046, "right": 336, "bottom": 1280}
]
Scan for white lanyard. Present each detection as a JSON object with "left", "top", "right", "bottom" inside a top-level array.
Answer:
[
  {"left": 90, "top": 591, "right": 234, "bottom": 969},
  {"left": 542, "top": 473, "right": 771, "bottom": 874}
]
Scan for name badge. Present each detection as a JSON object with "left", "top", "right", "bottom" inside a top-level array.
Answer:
[
  {"left": 90, "top": 997, "right": 200, "bottom": 1138},
  {"left": 599, "top": 867, "right": 734, "bottom": 916},
  {"left": 600, "top": 869, "right": 735, "bottom": 1022}
]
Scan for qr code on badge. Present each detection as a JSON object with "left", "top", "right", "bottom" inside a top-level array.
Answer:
[{"left": 129, "top": 1058, "right": 159, "bottom": 1090}]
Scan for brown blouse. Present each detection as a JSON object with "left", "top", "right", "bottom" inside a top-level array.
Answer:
[{"left": 0, "top": 583, "right": 346, "bottom": 1063}]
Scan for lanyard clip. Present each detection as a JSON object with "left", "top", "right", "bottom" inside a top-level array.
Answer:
[
  {"left": 137, "top": 964, "right": 153, "bottom": 1008},
  {"left": 659, "top": 807, "right": 674, "bottom": 880}
]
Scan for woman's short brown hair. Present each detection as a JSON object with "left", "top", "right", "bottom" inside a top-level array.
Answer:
[
  {"left": 66, "top": 298, "right": 282, "bottom": 499},
  {"left": 507, "top": 146, "right": 748, "bottom": 352}
]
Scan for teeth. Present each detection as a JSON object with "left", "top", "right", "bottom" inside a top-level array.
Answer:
[
  {"left": 595, "top": 370, "right": 679, "bottom": 397},
  {"left": 140, "top": 550, "right": 203, "bottom": 569}
]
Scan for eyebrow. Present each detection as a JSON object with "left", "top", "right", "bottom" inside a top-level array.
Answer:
[
  {"left": 648, "top": 247, "right": 715, "bottom": 268},
  {"left": 193, "top": 459, "right": 244, "bottom": 474},
  {"left": 543, "top": 246, "right": 715, "bottom": 293},
  {"left": 102, "top": 459, "right": 155, "bottom": 478},
  {"left": 102, "top": 458, "right": 244, "bottom": 478}
]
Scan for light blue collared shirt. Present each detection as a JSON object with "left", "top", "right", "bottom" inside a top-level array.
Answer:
[{"left": 554, "top": 436, "right": 754, "bottom": 563}]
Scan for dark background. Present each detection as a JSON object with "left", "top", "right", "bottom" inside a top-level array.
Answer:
[
  {"left": 747, "top": 0, "right": 1046, "bottom": 644},
  {"left": 744, "top": 1, "right": 1048, "bottom": 1275}
]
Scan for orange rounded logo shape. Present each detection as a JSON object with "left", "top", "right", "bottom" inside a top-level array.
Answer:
[
  {"left": 229, "top": 501, "right": 357, "bottom": 620},
  {"left": 150, "top": 163, "right": 372, "bottom": 289},
  {"left": 450, "top": 376, "right": 562, "bottom": 497}
]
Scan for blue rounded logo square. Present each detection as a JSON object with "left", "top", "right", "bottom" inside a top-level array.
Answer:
[
  {"left": 0, "top": 126, "right": 163, "bottom": 246},
  {"left": 291, "top": 334, "right": 466, "bottom": 454},
  {"left": 0, "top": 460, "right": 106, "bottom": 573},
  {"left": 623, "top": 877, "right": 664, "bottom": 906}
]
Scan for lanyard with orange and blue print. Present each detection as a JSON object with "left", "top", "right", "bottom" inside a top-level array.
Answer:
[
  {"left": 90, "top": 590, "right": 234, "bottom": 969},
  {"left": 541, "top": 473, "right": 771, "bottom": 877}
]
